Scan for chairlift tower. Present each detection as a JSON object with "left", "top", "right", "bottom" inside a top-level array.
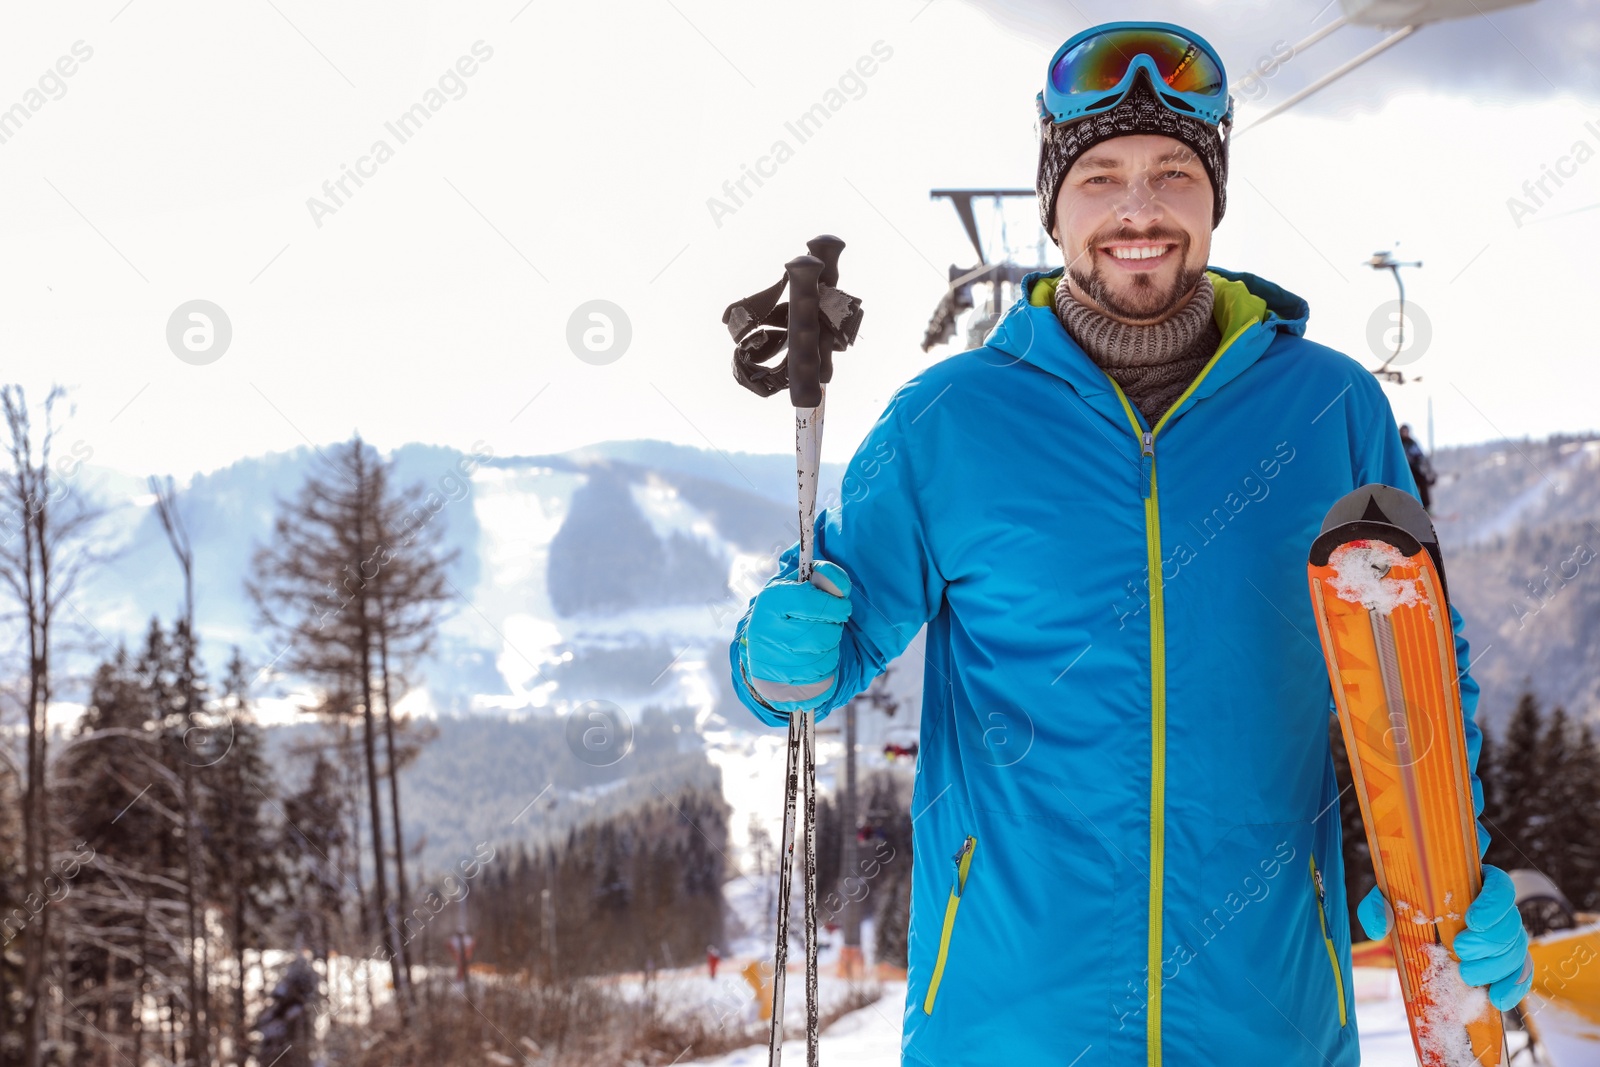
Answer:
[
  {"left": 923, "top": 189, "right": 1054, "bottom": 353},
  {"left": 1365, "top": 249, "right": 1425, "bottom": 384}
]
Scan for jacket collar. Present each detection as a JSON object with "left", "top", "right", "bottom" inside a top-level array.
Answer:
[{"left": 983, "top": 264, "right": 1311, "bottom": 432}]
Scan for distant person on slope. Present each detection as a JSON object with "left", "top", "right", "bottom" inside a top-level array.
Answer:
[
  {"left": 1400, "top": 422, "right": 1438, "bottom": 512},
  {"left": 728, "top": 21, "right": 1530, "bottom": 1067}
]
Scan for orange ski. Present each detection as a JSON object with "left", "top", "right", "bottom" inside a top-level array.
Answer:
[{"left": 1307, "top": 484, "right": 1504, "bottom": 1066}]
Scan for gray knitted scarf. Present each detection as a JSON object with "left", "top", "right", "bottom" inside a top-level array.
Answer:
[{"left": 1053, "top": 273, "right": 1222, "bottom": 426}]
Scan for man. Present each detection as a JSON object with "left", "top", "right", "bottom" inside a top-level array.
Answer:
[
  {"left": 1400, "top": 422, "right": 1438, "bottom": 511},
  {"left": 729, "top": 22, "right": 1531, "bottom": 1066}
]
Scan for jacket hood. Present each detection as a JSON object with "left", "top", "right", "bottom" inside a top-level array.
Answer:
[{"left": 983, "top": 264, "right": 1311, "bottom": 431}]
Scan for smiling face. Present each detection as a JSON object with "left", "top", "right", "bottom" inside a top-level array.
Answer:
[{"left": 1052, "top": 133, "right": 1214, "bottom": 326}]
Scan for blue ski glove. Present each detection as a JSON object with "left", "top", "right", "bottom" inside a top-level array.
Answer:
[
  {"left": 1456, "top": 867, "right": 1535, "bottom": 1009},
  {"left": 1357, "top": 865, "right": 1534, "bottom": 1011},
  {"left": 1356, "top": 884, "right": 1389, "bottom": 941},
  {"left": 739, "top": 561, "right": 852, "bottom": 725}
]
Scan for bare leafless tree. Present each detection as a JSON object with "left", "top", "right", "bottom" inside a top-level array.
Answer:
[
  {"left": 148, "top": 475, "right": 211, "bottom": 1067},
  {"left": 368, "top": 459, "right": 457, "bottom": 998},
  {"left": 0, "top": 384, "right": 101, "bottom": 1067}
]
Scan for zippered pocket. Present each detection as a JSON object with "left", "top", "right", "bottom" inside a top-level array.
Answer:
[
  {"left": 1309, "top": 853, "right": 1349, "bottom": 1027},
  {"left": 922, "top": 834, "right": 977, "bottom": 1015}
]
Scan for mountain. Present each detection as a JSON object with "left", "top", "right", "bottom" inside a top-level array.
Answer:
[
  {"left": 55, "top": 431, "right": 1599, "bottom": 741},
  {"left": 261, "top": 705, "right": 725, "bottom": 879},
  {"left": 65, "top": 440, "right": 845, "bottom": 718},
  {"left": 1430, "top": 433, "right": 1600, "bottom": 728},
  {"left": 56, "top": 438, "right": 870, "bottom": 875}
]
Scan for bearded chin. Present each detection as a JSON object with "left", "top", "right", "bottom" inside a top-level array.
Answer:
[{"left": 1068, "top": 252, "right": 1205, "bottom": 323}]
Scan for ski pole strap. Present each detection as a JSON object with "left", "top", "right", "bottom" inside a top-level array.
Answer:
[{"left": 722, "top": 274, "right": 863, "bottom": 399}]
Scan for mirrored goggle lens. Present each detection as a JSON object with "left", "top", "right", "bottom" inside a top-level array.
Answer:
[{"left": 1050, "top": 29, "right": 1224, "bottom": 99}]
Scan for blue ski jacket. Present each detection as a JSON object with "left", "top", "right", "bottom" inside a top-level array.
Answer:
[{"left": 729, "top": 265, "right": 1484, "bottom": 1066}]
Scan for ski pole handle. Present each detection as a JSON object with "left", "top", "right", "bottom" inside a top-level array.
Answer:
[
  {"left": 807, "top": 234, "right": 844, "bottom": 287},
  {"left": 806, "top": 235, "right": 845, "bottom": 386},
  {"left": 785, "top": 255, "right": 824, "bottom": 409}
]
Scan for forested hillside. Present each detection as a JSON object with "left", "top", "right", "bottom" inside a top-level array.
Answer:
[{"left": 1431, "top": 434, "right": 1600, "bottom": 727}]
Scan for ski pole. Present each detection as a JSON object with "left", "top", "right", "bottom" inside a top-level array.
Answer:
[
  {"left": 773, "top": 248, "right": 824, "bottom": 1067},
  {"left": 798, "top": 234, "right": 842, "bottom": 1066},
  {"left": 720, "top": 235, "right": 862, "bottom": 1067}
]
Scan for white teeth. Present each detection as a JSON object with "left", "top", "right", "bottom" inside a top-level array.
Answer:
[{"left": 1108, "top": 245, "right": 1168, "bottom": 260}]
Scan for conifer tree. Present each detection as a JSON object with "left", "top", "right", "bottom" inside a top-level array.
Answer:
[
  {"left": 1535, "top": 706, "right": 1573, "bottom": 889},
  {"left": 204, "top": 648, "right": 283, "bottom": 1060},
  {"left": 281, "top": 752, "right": 349, "bottom": 961},
  {"left": 1484, "top": 690, "right": 1544, "bottom": 876},
  {"left": 57, "top": 625, "right": 195, "bottom": 1066},
  {"left": 865, "top": 772, "right": 912, "bottom": 969},
  {"left": 1550, "top": 718, "right": 1600, "bottom": 910},
  {"left": 248, "top": 436, "right": 456, "bottom": 1019}
]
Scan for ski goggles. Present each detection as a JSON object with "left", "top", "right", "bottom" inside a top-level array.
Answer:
[{"left": 1035, "top": 22, "right": 1233, "bottom": 129}]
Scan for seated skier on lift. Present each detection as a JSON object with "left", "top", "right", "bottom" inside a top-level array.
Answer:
[{"left": 730, "top": 20, "right": 1531, "bottom": 1067}]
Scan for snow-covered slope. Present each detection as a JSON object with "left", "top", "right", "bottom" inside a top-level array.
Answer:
[
  {"left": 1431, "top": 433, "right": 1600, "bottom": 726},
  {"left": 64, "top": 438, "right": 916, "bottom": 737}
]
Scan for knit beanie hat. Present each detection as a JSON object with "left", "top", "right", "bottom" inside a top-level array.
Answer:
[{"left": 1036, "top": 71, "right": 1230, "bottom": 238}]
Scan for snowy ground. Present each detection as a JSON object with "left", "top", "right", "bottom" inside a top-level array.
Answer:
[
  {"left": 603, "top": 962, "right": 880, "bottom": 1042},
  {"left": 689, "top": 982, "right": 907, "bottom": 1067},
  {"left": 679, "top": 966, "right": 1599, "bottom": 1065},
  {"left": 1521, "top": 995, "right": 1600, "bottom": 1065}
]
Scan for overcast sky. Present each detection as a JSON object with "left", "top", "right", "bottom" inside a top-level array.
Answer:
[{"left": 3, "top": 0, "right": 1596, "bottom": 480}]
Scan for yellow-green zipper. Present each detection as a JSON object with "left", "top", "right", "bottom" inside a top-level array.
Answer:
[
  {"left": 922, "top": 835, "right": 977, "bottom": 1015},
  {"left": 1107, "top": 319, "right": 1254, "bottom": 1067},
  {"left": 1310, "top": 854, "right": 1350, "bottom": 1027}
]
